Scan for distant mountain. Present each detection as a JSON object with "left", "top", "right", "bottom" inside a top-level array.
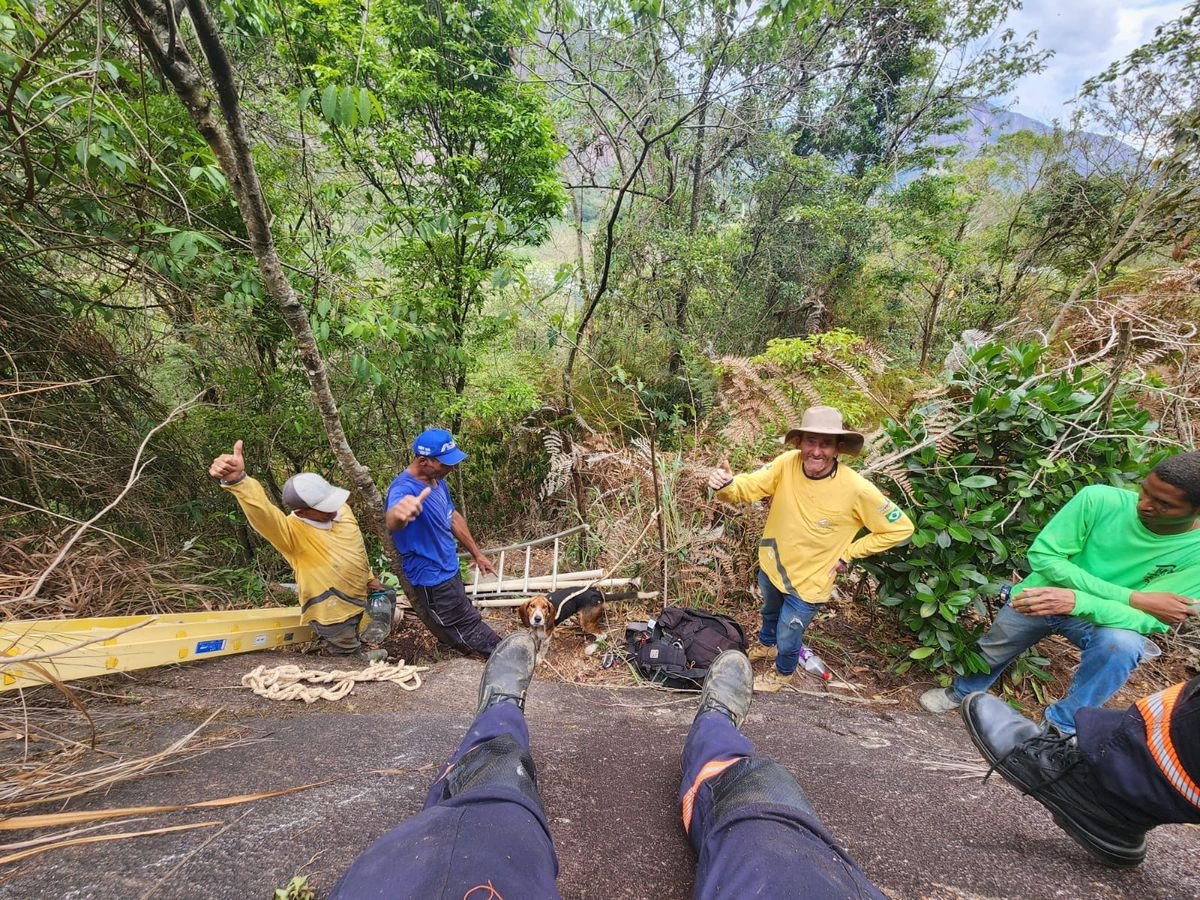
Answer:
[{"left": 925, "top": 103, "right": 1136, "bottom": 172}]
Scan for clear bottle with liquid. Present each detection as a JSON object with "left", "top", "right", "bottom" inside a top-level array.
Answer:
[
  {"left": 361, "top": 589, "right": 396, "bottom": 644},
  {"left": 798, "top": 646, "right": 831, "bottom": 681}
]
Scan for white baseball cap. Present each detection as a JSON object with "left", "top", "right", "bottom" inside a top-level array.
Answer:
[{"left": 281, "top": 472, "right": 350, "bottom": 513}]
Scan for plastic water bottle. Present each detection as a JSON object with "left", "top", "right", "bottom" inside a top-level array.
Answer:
[
  {"left": 361, "top": 589, "right": 396, "bottom": 644},
  {"left": 798, "top": 646, "right": 831, "bottom": 681}
]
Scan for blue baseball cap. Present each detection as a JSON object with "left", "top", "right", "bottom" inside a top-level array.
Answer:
[{"left": 413, "top": 428, "right": 467, "bottom": 465}]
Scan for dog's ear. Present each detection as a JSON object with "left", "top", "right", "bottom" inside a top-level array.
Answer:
[{"left": 517, "top": 600, "right": 532, "bottom": 627}]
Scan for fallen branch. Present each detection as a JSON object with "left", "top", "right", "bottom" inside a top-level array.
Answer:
[
  {"left": 0, "top": 820, "right": 222, "bottom": 865},
  {"left": 0, "top": 766, "right": 422, "bottom": 831}
]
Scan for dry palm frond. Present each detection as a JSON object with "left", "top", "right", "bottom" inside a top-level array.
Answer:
[
  {"left": 870, "top": 459, "right": 916, "bottom": 504},
  {"left": 0, "top": 534, "right": 224, "bottom": 621},
  {"left": 0, "top": 820, "right": 222, "bottom": 866},
  {"left": 0, "top": 713, "right": 257, "bottom": 813}
]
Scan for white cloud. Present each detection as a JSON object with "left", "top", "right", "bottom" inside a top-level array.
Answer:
[{"left": 995, "top": 0, "right": 1188, "bottom": 124}]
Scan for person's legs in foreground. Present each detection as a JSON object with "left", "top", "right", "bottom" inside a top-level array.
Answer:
[
  {"left": 682, "top": 651, "right": 885, "bottom": 899},
  {"left": 960, "top": 674, "right": 1200, "bottom": 868},
  {"left": 415, "top": 573, "right": 502, "bottom": 656},
  {"left": 330, "top": 632, "right": 558, "bottom": 900},
  {"left": 753, "top": 572, "right": 821, "bottom": 692}
]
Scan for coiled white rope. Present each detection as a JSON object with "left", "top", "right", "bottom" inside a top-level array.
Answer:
[{"left": 241, "top": 660, "right": 428, "bottom": 703}]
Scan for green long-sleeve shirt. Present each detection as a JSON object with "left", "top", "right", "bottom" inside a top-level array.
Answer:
[{"left": 1014, "top": 484, "right": 1200, "bottom": 634}]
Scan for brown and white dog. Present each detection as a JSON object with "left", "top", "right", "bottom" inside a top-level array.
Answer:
[{"left": 517, "top": 587, "right": 637, "bottom": 664}]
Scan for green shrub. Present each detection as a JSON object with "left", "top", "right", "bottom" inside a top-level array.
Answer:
[{"left": 862, "top": 341, "right": 1165, "bottom": 681}]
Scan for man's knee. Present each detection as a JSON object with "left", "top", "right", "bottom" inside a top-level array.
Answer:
[
  {"left": 709, "top": 757, "right": 817, "bottom": 823},
  {"left": 1088, "top": 626, "right": 1144, "bottom": 663},
  {"left": 311, "top": 616, "right": 362, "bottom": 653}
]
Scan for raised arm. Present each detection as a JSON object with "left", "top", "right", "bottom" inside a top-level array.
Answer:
[
  {"left": 210, "top": 440, "right": 296, "bottom": 557},
  {"left": 712, "top": 454, "right": 787, "bottom": 504}
]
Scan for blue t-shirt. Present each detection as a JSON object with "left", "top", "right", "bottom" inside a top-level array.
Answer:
[{"left": 385, "top": 471, "right": 459, "bottom": 587}]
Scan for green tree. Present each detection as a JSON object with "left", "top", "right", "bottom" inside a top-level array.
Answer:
[{"left": 290, "top": 0, "right": 566, "bottom": 406}]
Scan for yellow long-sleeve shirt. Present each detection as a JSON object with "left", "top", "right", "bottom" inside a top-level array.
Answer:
[
  {"left": 222, "top": 477, "right": 374, "bottom": 626},
  {"left": 717, "top": 451, "right": 914, "bottom": 603}
]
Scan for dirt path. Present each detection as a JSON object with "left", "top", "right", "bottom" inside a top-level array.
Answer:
[{"left": 1, "top": 651, "right": 1197, "bottom": 900}]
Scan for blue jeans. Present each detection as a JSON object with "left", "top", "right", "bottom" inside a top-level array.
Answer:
[
  {"left": 757, "top": 570, "right": 821, "bottom": 677},
  {"left": 950, "top": 601, "right": 1145, "bottom": 734}
]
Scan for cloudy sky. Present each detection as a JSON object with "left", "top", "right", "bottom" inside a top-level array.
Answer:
[{"left": 999, "top": 0, "right": 1189, "bottom": 122}]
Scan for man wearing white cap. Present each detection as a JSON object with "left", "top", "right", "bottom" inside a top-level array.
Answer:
[
  {"left": 709, "top": 406, "right": 913, "bottom": 692},
  {"left": 209, "top": 440, "right": 388, "bottom": 662}
]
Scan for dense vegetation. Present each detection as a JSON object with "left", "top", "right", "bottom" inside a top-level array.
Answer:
[{"left": 2, "top": 0, "right": 1199, "bottom": 678}]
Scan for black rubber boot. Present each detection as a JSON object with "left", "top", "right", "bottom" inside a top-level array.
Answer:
[
  {"left": 695, "top": 650, "right": 754, "bottom": 728},
  {"left": 962, "top": 692, "right": 1147, "bottom": 867},
  {"left": 475, "top": 632, "right": 537, "bottom": 715}
]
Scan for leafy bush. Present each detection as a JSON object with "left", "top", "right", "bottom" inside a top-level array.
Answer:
[
  {"left": 861, "top": 341, "right": 1164, "bottom": 682},
  {"left": 753, "top": 329, "right": 880, "bottom": 426}
]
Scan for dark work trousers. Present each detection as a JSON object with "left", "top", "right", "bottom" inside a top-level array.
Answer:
[
  {"left": 329, "top": 702, "right": 559, "bottom": 900},
  {"left": 680, "top": 712, "right": 885, "bottom": 900},
  {"left": 331, "top": 705, "right": 882, "bottom": 900},
  {"left": 413, "top": 574, "right": 501, "bottom": 656},
  {"left": 1075, "top": 674, "right": 1200, "bottom": 830},
  {"left": 310, "top": 614, "right": 363, "bottom": 654}
]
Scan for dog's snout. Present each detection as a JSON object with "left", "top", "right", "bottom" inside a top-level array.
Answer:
[{"left": 530, "top": 611, "right": 545, "bottom": 625}]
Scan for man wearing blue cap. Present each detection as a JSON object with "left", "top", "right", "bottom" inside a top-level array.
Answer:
[{"left": 385, "top": 428, "right": 501, "bottom": 656}]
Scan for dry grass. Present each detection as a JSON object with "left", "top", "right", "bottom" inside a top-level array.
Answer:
[{"left": 0, "top": 532, "right": 225, "bottom": 622}]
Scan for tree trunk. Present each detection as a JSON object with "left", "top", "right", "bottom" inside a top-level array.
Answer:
[
  {"left": 119, "top": 0, "right": 458, "bottom": 640},
  {"left": 571, "top": 189, "right": 589, "bottom": 298}
]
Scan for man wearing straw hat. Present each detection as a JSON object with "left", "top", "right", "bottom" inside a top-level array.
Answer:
[{"left": 709, "top": 406, "right": 913, "bottom": 692}]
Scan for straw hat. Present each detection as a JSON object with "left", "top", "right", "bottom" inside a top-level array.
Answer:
[{"left": 784, "top": 406, "right": 865, "bottom": 456}]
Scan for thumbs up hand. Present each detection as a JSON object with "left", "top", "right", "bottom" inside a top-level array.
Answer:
[
  {"left": 209, "top": 439, "right": 247, "bottom": 482},
  {"left": 708, "top": 458, "right": 734, "bottom": 492},
  {"left": 388, "top": 485, "right": 433, "bottom": 530}
]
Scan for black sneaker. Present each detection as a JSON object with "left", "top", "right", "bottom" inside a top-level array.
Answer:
[
  {"left": 696, "top": 651, "right": 754, "bottom": 729},
  {"left": 475, "top": 632, "right": 537, "bottom": 715},
  {"left": 961, "top": 692, "right": 1146, "bottom": 868}
]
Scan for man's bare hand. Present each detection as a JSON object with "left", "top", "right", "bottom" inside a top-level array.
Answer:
[
  {"left": 387, "top": 486, "right": 432, "bottom": 530},
  {"left": 1013, "top": 586, "right": 1076, "bottom": 617},
  {"left": 708, "top": 458, "right": 734, "bottom": 492},
  {"left": 1131, "top": 591, "right": 1197, "bottom": 626},
  {"left": 473, "top": 553, "right": 497, "bottom": 577},
  {"left": 829, "top": 559, "right": 849, "bottom": 579},
  {"left": 209, "top": 440, "right": 246, "bottom": 482}
]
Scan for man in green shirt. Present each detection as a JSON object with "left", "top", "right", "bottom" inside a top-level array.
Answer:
[{"left": 920, "top": 451, "right": 1200, "bottom": 733}]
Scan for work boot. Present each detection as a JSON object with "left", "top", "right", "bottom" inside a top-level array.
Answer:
[
  {"left": 919, "top": 687, "right": 961, "bottom": 714},
  {"left": 961, "top": 692, "right": 1147, "bottom": 868},
  {"left": 354, "top": 648, "right": 388, "bottom": 664},
  {"left": 746, "top": 642, "right": 778, "bottom": 663},
  {"left": 475, "top": 631, "right": 537, "bottom": 715},
  {"left": 753, "top": 667, "right": 795, "bottom": 693},
  {"left": 695, "top": 651, "right": 754, "bottom": 728}
]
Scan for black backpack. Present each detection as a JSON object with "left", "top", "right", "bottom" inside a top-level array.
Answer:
[{"left": 625, "top": 607, "right": 747, "bottom": 690}]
